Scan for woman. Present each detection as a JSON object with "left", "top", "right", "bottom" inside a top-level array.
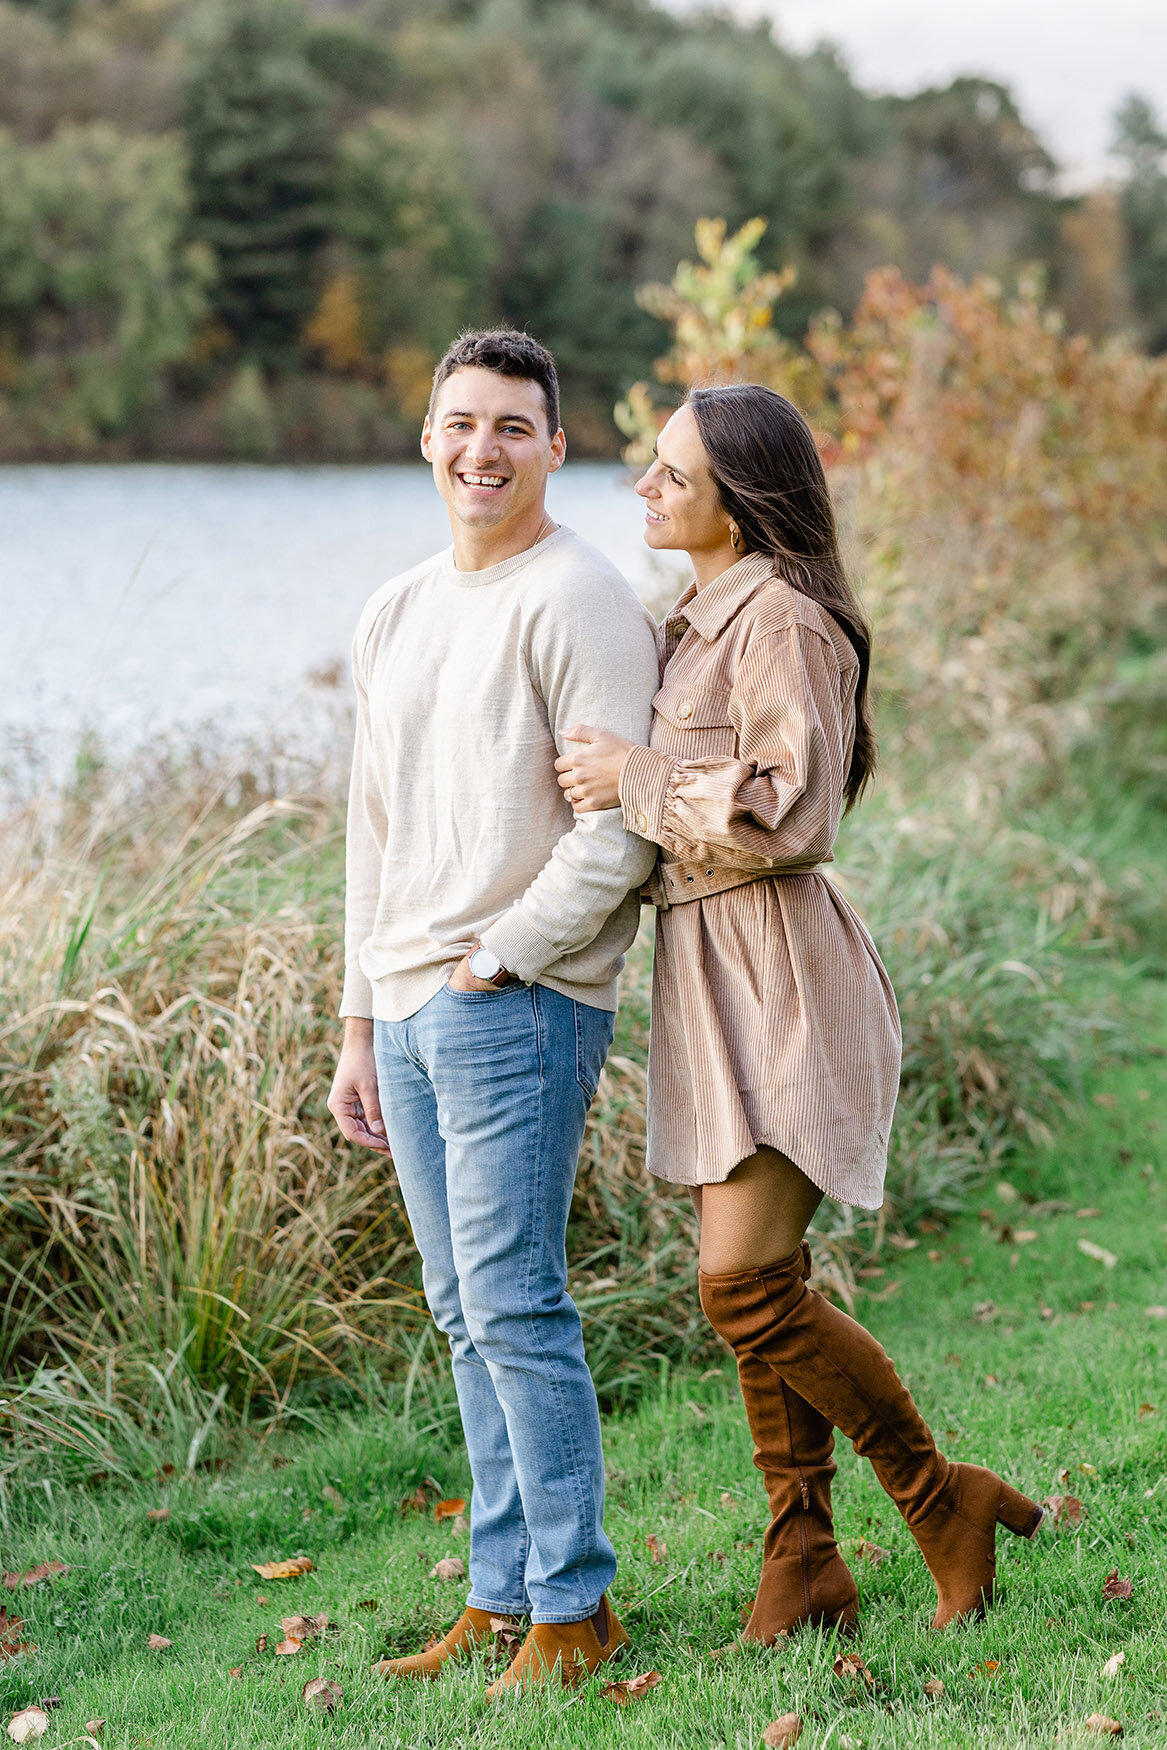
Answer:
[{"left": 555, "top": 383, "right": 1042, "bottom": 1641}]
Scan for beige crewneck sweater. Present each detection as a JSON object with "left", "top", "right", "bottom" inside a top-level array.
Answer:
[{"left": 340, "top": 525, "right": 660, "bottom": 1023}]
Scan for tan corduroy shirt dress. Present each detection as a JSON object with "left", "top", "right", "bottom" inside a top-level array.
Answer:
[{"left": 618, "top": 553, "right": 901, "bottom": 1210}]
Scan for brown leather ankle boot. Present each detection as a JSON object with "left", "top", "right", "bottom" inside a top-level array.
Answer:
[
  {"left": 700, "top": 1243, "right": 1043, "bottom": 1629},
  {"left": 374, "top": 1606, "right": 515, "bottom": 1679},
  {"left": 736, "top": 1350, "right": 859, "bottom": 1641},
  {"left": 484, "top": 1595, "right": 628, "bottom": 1696}
]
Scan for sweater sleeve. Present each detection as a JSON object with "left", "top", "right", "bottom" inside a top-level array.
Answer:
[
  {"left": 338, "top": 628, "right": 387, "bottom": 1018},
  {"left": 618, "top": 624, "right": 846, "bottom": 871},
  {"left": 478, "top": 576, "right": 660, "bottom": 983}
]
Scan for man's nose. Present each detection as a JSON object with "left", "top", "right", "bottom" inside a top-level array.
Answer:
[{"left": 465, "top": 426, "right": 501, "bottom": 465}]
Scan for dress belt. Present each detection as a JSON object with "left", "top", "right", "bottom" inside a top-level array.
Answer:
[{"left": 643, "top": 858, "right": 824, "bottom": 911}]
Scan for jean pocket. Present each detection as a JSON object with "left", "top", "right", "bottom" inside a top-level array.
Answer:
[
  {"left": 444, "top": 980, "right": 521, "bottom": 1001},
  {"left": 574, "top": 1002, "right": 615, "bottom": 1102}
]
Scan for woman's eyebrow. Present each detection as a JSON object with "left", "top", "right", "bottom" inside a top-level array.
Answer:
[{"left": 654, "top": 445, "right": 689, "bottom": 482}]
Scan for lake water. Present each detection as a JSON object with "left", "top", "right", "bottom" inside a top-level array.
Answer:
[{"left": 0, "top": 463, "right": 684, "bottom": 773}]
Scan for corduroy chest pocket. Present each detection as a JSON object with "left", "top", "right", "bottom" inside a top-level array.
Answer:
[{"left": 651, "top": 683, "right": 737, "bottom": 757}]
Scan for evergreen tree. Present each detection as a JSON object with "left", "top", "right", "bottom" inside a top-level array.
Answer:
[
  {"left": 184, "top": 0, "right": 333, "bottom": 362},
  {"left": 1114, "top": 94, "right": 1167, "bottom": 353}
]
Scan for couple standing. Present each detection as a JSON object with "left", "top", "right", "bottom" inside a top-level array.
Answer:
[{"left": 328, "top": 329, "right": 1042, "bottom": 1695}]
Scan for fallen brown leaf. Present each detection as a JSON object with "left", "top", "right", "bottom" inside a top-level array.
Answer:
[
  {"left": 601, "top": 1669, "right": 661, "bottom": 1706},
  {"left": 400, "top": 1488, "right": 428, "bottom": 1515},
  {"left": 2, "top": 1564, "right": 67, "bottom": 1591},
  {"left": 1078, "top": 1238, "right": 1118, "bottom": 1269},
  {"left": 146, "top": 1508, "right": 169, "bottom": 1523},
  {"left": 430, "top": 1557, "right": 465, "bottom": 1581},
  {"left": 6, "top": 1707, "right": 49, "bottom": 1743},
  {"left": 834, "top": 1653, "right": 874, "bottom": 1688},
  {"left": 720, "top": 1492, "right": 736, "bottom": 1510},
  {"left": 255, "top": 1594, "right": 268, "bottom": 1605},
  {"left": 854, "top": 1539, "right": 892, "bottom": 1566},
  {"left": 1137, "top": 1403, "right": 1157, "bottom": 1418},
  {"left": 975, "top": 1659, "right": 1001, "bottom": 1675},
  {"left": 1102, "top": 1652, "right": 1126, "bottom": 1679},
  {"left": 644, "top": 1534, "right": 667, "bottom": 1564},
  {"left": 274, "top": 1638, "right": 303, "bottom": 1656},
  {"left": 155, "top": 1463, "right": 176, "bottom": 1479},
  {"left": 1042, "top": 1494, "right": 1085, "bottom": 1528},
  {"left": 34, "top": 1702, "right": 58, "bottom": 1716},
  {"left": 0, "top": 1608, "right": 32, "bottom": 1662},
  {"left": 762, "top": 1713, "right": 803, "bottom": 1747},
  {"left": 924, "top": 1677, "right": 945, "bottom": 1697},
  {"left": 301, "top": 1678, "right": 342, "bottom": 1715},
  {"left": 228, "top": 1667, "right": 243, "bottom": 1679},
  {"left": 281, "top": 1613, "right": 328, "bottom": 1640},
  {"left": 450, "top": 1513, "right": 468, "bottom": 1534},
  {"left": 355, "top": 1599, "right": 378, "bottom": 1611},
  {"left": 1083, "top": 1714, "right": 1123, "bottom": 1737},
  {"left": 251, "top": 1557, "right": 313, "bottom": 1580},
  {"left": 147, "top": 1633, "right": 172, "bottom": 1650},
  {"left": 84, "top": 1722, "right": 104, "bottom": 1737},
  {"left": 1102, "top": 1570, "right": 1133, "bottom": 1601},
  {"left": 255, "top": 1633, "right": 269, "bottom": 1654},
  {"left": 434, "top": 1497, "right": 466, "bottom": 1520}
]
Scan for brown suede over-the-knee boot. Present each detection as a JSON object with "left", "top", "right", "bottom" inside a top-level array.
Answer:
[
  {"left": 700, "top": 1243, "right": 1043, "bottom": 1629},
  {"left": 736, "top": 1347, "right": 859, "bottom": 1641}
]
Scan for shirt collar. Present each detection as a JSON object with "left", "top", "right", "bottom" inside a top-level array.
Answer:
[{"left": 675, "top": 552, "right": 776, "bottom": 642}]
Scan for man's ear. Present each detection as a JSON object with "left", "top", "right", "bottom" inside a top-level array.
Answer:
[
  {"left": 420, "top": 415, "right": 433, "bottom": 463},
  {"left": 548, "top": 427, "right": 567, "bottom": 473}
]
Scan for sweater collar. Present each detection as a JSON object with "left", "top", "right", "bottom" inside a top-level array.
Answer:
[{"left": 673, "top": 552, "right": 776, "bottom": 642}]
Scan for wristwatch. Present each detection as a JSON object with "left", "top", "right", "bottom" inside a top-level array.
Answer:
[{"left": 468, "top": 944, "right": 521, "bottom": 987}]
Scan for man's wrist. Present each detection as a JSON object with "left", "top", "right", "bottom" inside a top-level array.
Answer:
[
  {"left": 468, "top": 943, "right": 522, "bottom": 987},
  {"left": 343, "top": 1015, "right": 374, "bottom": 1041}
]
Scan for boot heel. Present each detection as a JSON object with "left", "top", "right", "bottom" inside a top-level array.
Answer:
[{"left": 996, "top": 1482, "right": 1043, "bottom": 1539}]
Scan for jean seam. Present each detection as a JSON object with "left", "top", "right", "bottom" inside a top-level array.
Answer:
[{"left": 524, "top": 995, "right": 592, "bottom": 1612}]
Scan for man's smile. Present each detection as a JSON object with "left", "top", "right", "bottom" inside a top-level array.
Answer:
[{"left": 458, "top": 472, "right": 508, "bottom": 490}]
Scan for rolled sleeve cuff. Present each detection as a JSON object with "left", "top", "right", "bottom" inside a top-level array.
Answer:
[
  {"left": 480, "top": 908, "right": 559, "bottom": 986},
  {"left": 619, "top": 744, "right": 676, "bottom": 845}
]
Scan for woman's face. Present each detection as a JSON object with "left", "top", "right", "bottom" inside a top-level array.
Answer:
[{"left": 635, "top": 405, "right": 737, "bottom": 581}]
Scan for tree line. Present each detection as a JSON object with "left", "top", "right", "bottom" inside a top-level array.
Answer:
[{"left": 0, "top": 0, "right": 1164, "bottom": 459}]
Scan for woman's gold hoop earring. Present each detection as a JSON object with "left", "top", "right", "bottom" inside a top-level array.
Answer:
[{"left": 730, "top": 524, "right": 741, "bottom": 552}]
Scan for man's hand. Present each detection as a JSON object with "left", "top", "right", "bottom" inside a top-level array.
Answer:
[
  {"left": 327, "top": 1017, "right": 391, "bottom": 1154},
  {"left": 555, "top": 724, "right": 635, "bottom": 812}
]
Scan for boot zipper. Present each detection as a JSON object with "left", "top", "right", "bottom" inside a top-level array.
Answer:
[{"left": 797, "top": 1470, "right": 811, "bottom": 1618}]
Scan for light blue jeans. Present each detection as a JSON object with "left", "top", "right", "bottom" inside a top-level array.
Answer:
[{"left": 373, "top": 981, "right": 617, "bottom": 1623}]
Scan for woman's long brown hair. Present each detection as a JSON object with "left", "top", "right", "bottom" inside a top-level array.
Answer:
[{"left": 689, "top": 382, "right": 876, "bottom": 809}]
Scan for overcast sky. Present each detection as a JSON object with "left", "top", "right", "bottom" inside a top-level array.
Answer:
[{"left": 711, "top": 1, "right": 1167, "bottom": 187}]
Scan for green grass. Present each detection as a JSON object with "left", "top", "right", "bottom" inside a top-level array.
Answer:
[{"left": 2, "top": 1004, "right": 1165, "bottom": 1747}]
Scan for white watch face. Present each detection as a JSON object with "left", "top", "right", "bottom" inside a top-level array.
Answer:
[{"left": 469, "top": 947, "right": 502, "bottom": 981}]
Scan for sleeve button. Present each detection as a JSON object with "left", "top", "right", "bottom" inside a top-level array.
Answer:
[{"left": 636, "top": 813, "right": 648, "bottom": 833}]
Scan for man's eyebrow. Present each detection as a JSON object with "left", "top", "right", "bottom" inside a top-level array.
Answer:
[{"left": 444, "top": 410, "right": 537, "bottom": 427}]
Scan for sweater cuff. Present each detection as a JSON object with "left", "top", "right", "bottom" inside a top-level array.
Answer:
[
  {"left": 480, "top": 909, "right": 559, "bottom": 986},
  {"left": 619, "top": 744, "right": 676, "bottom": 845},
  {"left": 339, "top": 967, "right": 374, "bottom": 1020}
]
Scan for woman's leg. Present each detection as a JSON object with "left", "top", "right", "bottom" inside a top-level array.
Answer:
[
  {"left": 692, "top": 1149, "right": 856, "bottom": 1641},
  {"left": 696, "top": 1147, "right": 1043, "bottom": 1629}
]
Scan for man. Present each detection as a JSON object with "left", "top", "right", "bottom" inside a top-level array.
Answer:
[{"left": 328, "top": 329, "right": 658, "bottom": 1693}]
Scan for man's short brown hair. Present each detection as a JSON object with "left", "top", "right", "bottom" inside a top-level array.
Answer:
[{"left": 429, "top": 329, "right": 561, "bottom": 436}]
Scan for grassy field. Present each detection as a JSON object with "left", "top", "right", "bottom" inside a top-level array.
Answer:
[{"left": 2, "top": 996, "right": 1164, "bottom": 1748}]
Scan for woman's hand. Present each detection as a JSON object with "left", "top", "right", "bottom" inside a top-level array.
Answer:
[{"left": 555, "top": 725, "right": 635, "bottom": 812}]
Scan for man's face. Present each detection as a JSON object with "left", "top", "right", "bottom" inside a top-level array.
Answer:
[{"left": 422, "top": 367, "right": 565, "bottom": 534}]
